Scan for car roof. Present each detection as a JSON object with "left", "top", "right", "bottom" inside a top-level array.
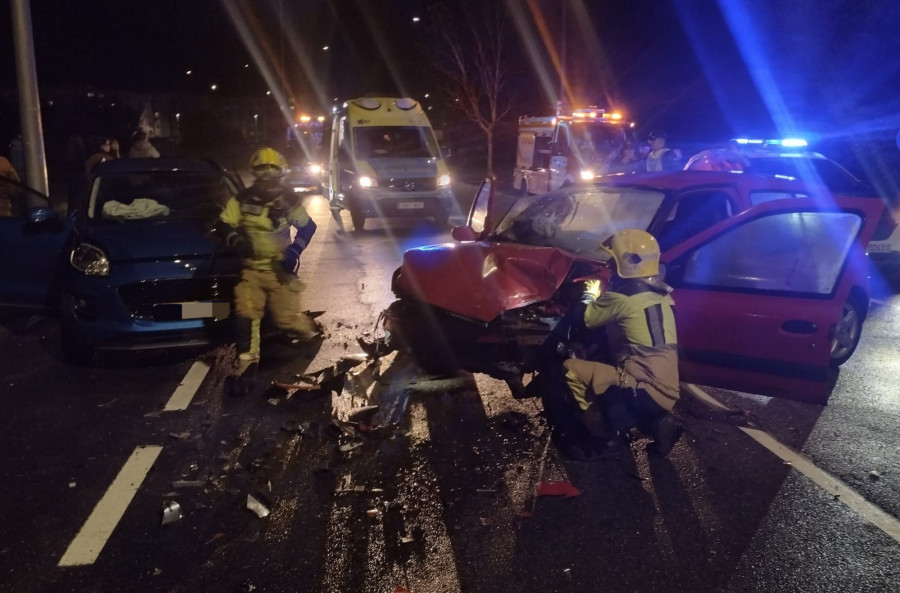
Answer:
[
  {"left": 598, "top": 169, "right": 826, "bottom": 194},
  {"left": 90, "top": 157, "right": 224, "bottom": 176}
]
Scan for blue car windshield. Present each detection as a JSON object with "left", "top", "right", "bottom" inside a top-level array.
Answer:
[
  {"left": 491, "top": 186, "right": 666, "bottom": 257},
  {"left": 88, "top": 171, "right": 237, "bottom": 222}
]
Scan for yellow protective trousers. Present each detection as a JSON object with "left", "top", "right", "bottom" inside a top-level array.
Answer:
[{"left": 233, "top": 268, "right": 317, "bottom": 373}]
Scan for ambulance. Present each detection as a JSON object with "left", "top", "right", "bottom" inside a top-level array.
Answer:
[
  {"left": 323, "top": 97, "right": 453, "bottom": 231},
  {"left": 513, "top": 107, "right": 634, "bottom": 196}
]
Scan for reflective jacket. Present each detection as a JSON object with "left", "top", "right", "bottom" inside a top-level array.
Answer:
[
  {"left": 583, "top": 279, "right": 680, "bottom": 409},
  {"left": 219, "top": 181, "right": 313, "bottom": 272}
]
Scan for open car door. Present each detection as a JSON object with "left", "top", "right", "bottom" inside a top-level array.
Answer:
[
  {"left": 661, "top": 195, "right": 883, "bottom": 404},
  {"left": 0, "top": 178, "right": 71, "bottom": 308}
]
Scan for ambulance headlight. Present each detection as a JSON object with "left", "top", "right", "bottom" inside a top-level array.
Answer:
[
  {"left": 358, "top": 175, "right": 376, "bottom": 188},
  {"left": 579, "top": 169, "right": 596, "bottom": 181},
  {"left": 307, "top": 163, "right": 322, "bottom": 175},
  {"left": 437, "top": 174, "right": 451, "bottom": 187}
]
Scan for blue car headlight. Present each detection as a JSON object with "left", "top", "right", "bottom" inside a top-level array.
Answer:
[{"left": 70, "top": 242, "right": 111, "bottom": 276}]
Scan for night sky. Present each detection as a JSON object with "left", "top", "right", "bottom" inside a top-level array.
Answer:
[{"left": 3, "top": 0, "right": 900, "bottom": 146}]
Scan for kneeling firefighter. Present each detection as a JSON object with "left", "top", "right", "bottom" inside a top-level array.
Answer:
[
  {"left": 543, "top": 229, "right": 684, "bottom": 461},
  {"left": 214, "top": 147, "right": 319, "bottom": 393}
]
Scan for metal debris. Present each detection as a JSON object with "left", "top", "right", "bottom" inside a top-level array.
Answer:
[
  {"left": 161, "top": 501, "right": 182, "bottom": 525},
  {"left": 246, "top": 493, "right": 271, "bottom": 518},
  {"left": 400, "top": 535, "right": 416, "bottom": 544},
  {"left": 168, "top": 431, "right": 191, "bottom": 440}
]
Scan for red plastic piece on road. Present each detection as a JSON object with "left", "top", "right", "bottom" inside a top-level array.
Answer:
[{"left": 536, "top": 481, "right": 581, "bottom": 498}]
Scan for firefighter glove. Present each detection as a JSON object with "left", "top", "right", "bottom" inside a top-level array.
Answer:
[
  {"left": 282, "top": 244, "right": 304, "bottom": 276},
  {"left": 226, "top": 231, "right": 254, "bottom": 259},
  {"left": 582, "top": 279, "right": 603, "bottom": 302}
]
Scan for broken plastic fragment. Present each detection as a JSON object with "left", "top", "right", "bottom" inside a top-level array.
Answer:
[
  {"left": 366, "top": 508, "right": 379, "bottom": 518},
  {"left": 338, "top": 441, "right": 363, "bottom": 453},
  {"left": 247, "top": 493, "right": 271, "bottom": 518},
  {"left": 161, "top": 501, "right": 182, "bottom": 525},
  {"left": 172, "top": 480, "right": 206, "bottom": 488},
  {"left": 400, "top": 535, "right": 415, "bottom": 544},
  {"left": 869, "top": 470, "right": 882, "bottom": 480},
  {"left": 479, "top": 517, "right": 493, "bottom": 526},
  {"left": 536, "top": 481, "right": 581, "bottom": 498}
]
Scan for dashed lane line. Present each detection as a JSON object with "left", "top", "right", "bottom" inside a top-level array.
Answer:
[
  {"left": 58, "top": 445, "right": 162, "bottom": 567},
  {"left": 684, "top": 383, "right": 900, "bottom": 545},
  {"left": 164, "top": 361, "right": 210, "bottom": 411}
]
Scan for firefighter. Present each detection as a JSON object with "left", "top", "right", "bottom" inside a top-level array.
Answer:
[
  {"left": 214, "top": 147, "right": 320, "bottom": 394},
  {"left": 542, "top": 229, "right": 683, "bottom": 461},
  {"left": 645, "top": 130, "right": 682, "bottom": 172}
]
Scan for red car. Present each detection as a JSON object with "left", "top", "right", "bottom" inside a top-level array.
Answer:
[{"left": 384, "top": 171, "right": 883, "bottom": 404}]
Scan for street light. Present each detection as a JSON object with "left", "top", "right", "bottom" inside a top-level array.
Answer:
[{"left": 210, "top": 83, "right": 218, "bottom": 91}]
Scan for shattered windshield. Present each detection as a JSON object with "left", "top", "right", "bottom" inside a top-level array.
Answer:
[{"left": 492, "top": 186, "right": 666, "bottom": 257}]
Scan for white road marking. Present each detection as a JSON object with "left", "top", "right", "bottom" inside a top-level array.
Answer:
[
  {"left": 59, "top": 445, "right": 162, "bottom": 566},
  {"left": 684, "top": 383, "right": 900, "bottom": 545},
  {"left": 164, "top": 361, "right": 210, "bottom": 411},
  {"left": 740, "top": 427, "right": 900, "bottom": 543}
]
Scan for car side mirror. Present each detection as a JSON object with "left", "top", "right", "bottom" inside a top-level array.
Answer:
[
  {"left": 28, "top": 206, "right": 59, "bottom": 224},
  {"left": 451, "top": 225, "right": 479, "bottom": 242}
]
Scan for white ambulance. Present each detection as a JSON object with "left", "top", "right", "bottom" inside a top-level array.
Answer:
[
  {"left": 513, "top": 107, "right": 634, "bottom": 196},
  {"left": 323, "top": 97, "right": 453, "bottom": 231}
]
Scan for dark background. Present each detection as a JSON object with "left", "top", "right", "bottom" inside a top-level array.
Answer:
[{"left": 2, "top": 0, "right": 900, "bottom": 183}]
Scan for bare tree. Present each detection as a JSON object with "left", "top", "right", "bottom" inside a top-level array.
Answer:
[{"left": 431, "top": 1, "right": 513, "bottom": 178}]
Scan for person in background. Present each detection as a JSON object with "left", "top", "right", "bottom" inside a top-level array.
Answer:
[
  {"left": 108, "top": 137, "right": 121, "bottom": 159},
  {"left": 85, "top": 137, "right": 113, "bottom": 174},
  {"left": 645, "top": 130, "right": 682, "bottom": 172},
  {"left": 212, "top": 147, "right": 320, "bottom": 396},
  {"left": 541, "top": 229, "right": 684, "bottom": 461},
  {"left": 9, "top": 134, "right": 24, "bottom": 179},
  {"left": 0, "top": 155, "right": 21, "bottom": 217},
  {"left": 128, "top": 130, "right": 160, "bottom": 158},
  {"left": 608, "top": 142, "right": 643, "bottom": 174}
]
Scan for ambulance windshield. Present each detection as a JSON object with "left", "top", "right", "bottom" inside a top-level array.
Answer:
[{"left": 354, "top": 126, "right": 441, "bottom": 159}]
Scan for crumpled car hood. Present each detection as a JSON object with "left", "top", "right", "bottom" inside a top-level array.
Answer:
[{"left": 392, "top": 241, "right": 577, "bottom": 323}]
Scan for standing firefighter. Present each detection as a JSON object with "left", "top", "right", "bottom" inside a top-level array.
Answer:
[
  {"left": 543, "top": 229, "right": 684, "bottom": 461},
  {"left": 214, "top": 147, "right": 319, "bottom": 394}
]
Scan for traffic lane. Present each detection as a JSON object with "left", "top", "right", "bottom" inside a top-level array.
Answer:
[
  {"left": 0, "top": 312, "right": 223, "bottom": 592},
  {"left": 6, "top": 349, "right": 897, "bottom": 591},
  {"left": 695, "top": 293, "right": 900, "bottom": 523}
]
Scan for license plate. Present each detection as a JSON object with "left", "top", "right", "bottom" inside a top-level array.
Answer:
[
  {"left": 179, "top": 302, "right": 230, "bottom": 320},
  {"left": 867, "top": 242, "right": 893, "bottom": 253},
  {"left": 397, "top": 201, "right": 424, "bottom": 210}
]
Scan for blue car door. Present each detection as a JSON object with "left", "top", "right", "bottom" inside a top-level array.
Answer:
[{"left": 0, "top": 178, "right": 71, "bottom": 308}]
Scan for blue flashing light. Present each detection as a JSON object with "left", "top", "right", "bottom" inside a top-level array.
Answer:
[{"left": 780, "top": 138, "right": 808, "bottom": 148}]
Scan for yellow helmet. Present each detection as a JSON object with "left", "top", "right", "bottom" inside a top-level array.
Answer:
[
  {"left": 601, "top": 229, "right": 660, "bottom": 278},
  {"left": 249, "top": 147, "right": 287, "bottom": 180}
]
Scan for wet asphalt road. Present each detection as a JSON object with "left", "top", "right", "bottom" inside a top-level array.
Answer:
[{"left": 1, "top": 188, "right": 899, "bottom": 593}]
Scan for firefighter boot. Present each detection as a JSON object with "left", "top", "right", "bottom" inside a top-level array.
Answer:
[
  {"left": 226, "top": 353, "right": 259, "bottom": 398},
  {"left": 646, "top": 414, "right": 684, "bottom": 457}
]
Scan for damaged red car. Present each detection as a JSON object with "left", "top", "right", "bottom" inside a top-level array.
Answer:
[{"left": 383, "top": 171, "right": 883, "bottom": 404}]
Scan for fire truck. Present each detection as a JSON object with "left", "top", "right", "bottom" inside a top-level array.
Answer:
[{"left": 512, "top": 107, "right": 635, "bottom": 196}]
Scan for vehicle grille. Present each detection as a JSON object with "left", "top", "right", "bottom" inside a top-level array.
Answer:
[
  {"left": 378, "top": 177, "right": 437, "bottom": 192},
  {"left": 119, "top": 276, "right": 238, "bottom": 319}
]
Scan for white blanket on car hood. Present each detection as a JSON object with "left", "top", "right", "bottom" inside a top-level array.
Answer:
[{"left": 102, "top": 198, "right": 170, "bottom": 220}]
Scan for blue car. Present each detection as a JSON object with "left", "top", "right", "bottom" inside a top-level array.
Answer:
[{"left": 0, "top": 158, "right": 243, "bottom": 362}]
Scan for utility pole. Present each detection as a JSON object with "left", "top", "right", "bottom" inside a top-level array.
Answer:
[{"left": 10, "top": 0, "right": 48, "bottom": 195}]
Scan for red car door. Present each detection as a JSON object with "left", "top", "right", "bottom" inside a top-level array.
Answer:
[{"left": 661, "top": 196, "right": 883, "bottom": 404}]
